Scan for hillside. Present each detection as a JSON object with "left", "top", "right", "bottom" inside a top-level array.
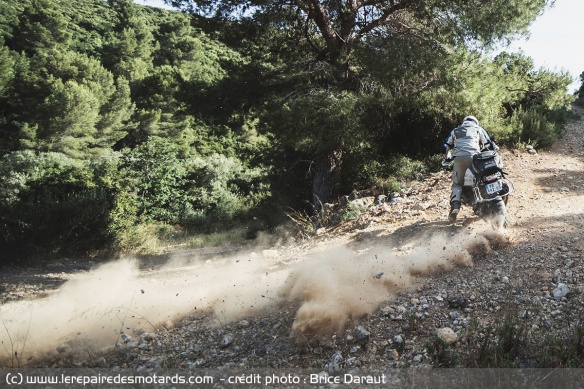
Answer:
[
  {"left": 1, "top": 106, "right": 584, "bottom": 382},
  {"left": 1, "top": 0, "right": 576, "bottom": 264}
]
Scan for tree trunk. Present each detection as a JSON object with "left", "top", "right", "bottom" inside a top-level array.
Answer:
[{"left": 312, "top": 148, "right": 343, "bottom": 209}]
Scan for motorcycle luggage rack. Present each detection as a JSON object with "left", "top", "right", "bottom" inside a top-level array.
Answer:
[{"left": 501, "top": 178, "right": 515, "bottom": 196}]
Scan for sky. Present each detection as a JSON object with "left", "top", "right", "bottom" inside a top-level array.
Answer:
[
  {"left": 133, "top": 0, "right": 175, "bottom": 10},
  {"left": 506, "top": 0, "right": 584, "bottom": 93},
  {"left": 133, "top": 0, "right": 584, "bottom": 92}
]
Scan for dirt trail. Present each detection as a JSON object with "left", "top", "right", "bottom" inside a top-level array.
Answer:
[
  {"left": 505, "top": 106, "right": 584, "bottom": 241},
  {"left": 1, "top": 106, "right": 583, "bottom": 369}
]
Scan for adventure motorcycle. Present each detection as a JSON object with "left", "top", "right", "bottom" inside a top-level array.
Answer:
[{"left": 442, "top": 148, "right": 515, "bottom": 228}]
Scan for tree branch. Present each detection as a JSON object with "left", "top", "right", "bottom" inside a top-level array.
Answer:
[
  {"left": 297, "top": 0, "right": 337, "bottom": 43},
  {"left": 392, "top": 20, "right": 452, "bottom": 53},
  {"left": 356, "top": 0, "right": 413, "bottom": 37},
  {"left": 303, "top": 17, "right": 327, "bottom": 59}
]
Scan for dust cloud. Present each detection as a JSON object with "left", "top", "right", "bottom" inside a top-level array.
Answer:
[
  {"left": 282, "top": 228, "right": 505, "bottom": 337},
  {"left": 0, "top": 252, "right": 287, "bottom": 364},
  {"left": 0, "top": 228, "right": 506, "bottom": 364}
]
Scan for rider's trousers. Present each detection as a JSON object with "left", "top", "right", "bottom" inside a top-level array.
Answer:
[{"left": 450, "top": 155, "right": 473, "bottom": 203}]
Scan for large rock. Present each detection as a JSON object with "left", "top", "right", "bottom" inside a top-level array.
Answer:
[
  {"left": 436, "top": 327, "right": 457, "bottom": 344},
  {"left": 351, "top": 197, "right": 375, "bottom": 208},
  {"left": 354, "top": 326, "right": 370, "bottom": 341},
  {"left": 553, "top": 283, "right": 570, "bottom": 300},
  {"left": 375, "top": 195, "right": 387, "bottom": 205}
]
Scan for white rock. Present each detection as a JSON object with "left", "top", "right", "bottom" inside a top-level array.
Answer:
[
  {"left": 393, "top": 335, "right": 404, "bottom": 345},
  {"left": 436, "top": 327, "right": 457, "bottom": 344}
]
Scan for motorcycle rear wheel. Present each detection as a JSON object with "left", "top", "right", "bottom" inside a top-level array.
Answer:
[{"left": 490, "top": 198, "right": 507, "bottom": 229}]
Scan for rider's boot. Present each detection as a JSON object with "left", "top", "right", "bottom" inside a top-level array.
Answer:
[{"left": 449, "top": 201, "right": 461, "bottom": 222}]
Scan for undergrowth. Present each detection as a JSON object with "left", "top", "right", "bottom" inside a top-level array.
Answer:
[{"left": 427, "top": 305, "right": 584, "bottom": 368}]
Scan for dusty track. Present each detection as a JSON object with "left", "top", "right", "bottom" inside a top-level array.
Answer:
[{"left": 1, "top": 106, "right": 583, "bottom": 370}]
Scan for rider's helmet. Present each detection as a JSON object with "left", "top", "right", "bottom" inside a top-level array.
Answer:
[{"left": 463, "top": 115, "right": 479, "bottom": 125}]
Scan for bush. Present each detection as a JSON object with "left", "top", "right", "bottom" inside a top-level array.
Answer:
[
  {"left": 118, "top": 139, "right": 271, "bottom": 232},
  {"left": 0, "top": 138, "right": 274, "bottom": 261},
  {"left": 516, "top": 109, "right": 564, "bottom": 149},
  {"left": 0, "top": 151, "right": 120, "bottom": 262},
  {"left": 340, "top": 150, "right": 435, "bottom": 197}
]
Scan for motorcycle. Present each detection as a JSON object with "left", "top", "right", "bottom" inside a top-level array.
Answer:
[{"left": 442, "top": 148, "right": 515, "bottom": 228}]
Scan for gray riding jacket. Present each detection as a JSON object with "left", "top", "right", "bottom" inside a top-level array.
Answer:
[{"left": 444, "top": 121, "right": 490, "bottom": 157}]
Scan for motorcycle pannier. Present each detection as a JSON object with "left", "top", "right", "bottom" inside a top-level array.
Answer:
[{"left": 472, "top": 151, "right": 501, "bottom": 176}]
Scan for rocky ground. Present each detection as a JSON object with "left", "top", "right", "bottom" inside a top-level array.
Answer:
[{"left": 2, "top": 107, "right": 584, "bottom": 379}]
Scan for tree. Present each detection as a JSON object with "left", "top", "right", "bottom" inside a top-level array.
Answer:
[
  {"left": 170, "top": 0, "right": 551, "bottom": 206},
  {"left": 0, "top": 1, "right": 20, "bottom": 43},
  {"left": 0, "top": 42, "right": 14, "bottom": 98},
  {"left": 7, "top": 0, "right": 71, "bottom": 56},
  {"left": 495, "top": 51, "right": 572, "bottom": 112},
  {"left": 101, "top": 0, "right": 155, "bottom": 81},
  {"left": 0, "top": 150, "right": 120, "bottom": 260},
  {"left": 0, "top": 49, "right": 133, "bottom": 158},
  {"left": 117, "top": 138, "right": 270, "bottom": 229}
]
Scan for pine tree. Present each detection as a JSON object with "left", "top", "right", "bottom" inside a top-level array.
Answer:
[
  {"left": 101, "top": 0, "right": 155, "bottom": 81},
  {"left": 7, "top": 0, "right": 71, "bottom": 56}
]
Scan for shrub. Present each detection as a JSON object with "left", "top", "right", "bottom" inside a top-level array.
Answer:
[
  {"left": 341, "top": 151, "right": 432, "bottom": 196},
  {"left": 517, "top": 109, "right": 563, "bottom": 149},
  {"left": 0, "top": 151, "right": 119, "bottom": 262},
  {"left": 118, "top": 139, "right": 271, "bottom": 232}
]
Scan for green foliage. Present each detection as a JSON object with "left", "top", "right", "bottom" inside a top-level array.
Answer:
[
  {"left": 497, "top": 52, "right": 575, "bottom": 111},
  {"left": 426, "top": 337, "right": 459, "bottom": 367},
  {"left": 0, "top": 42, "right": 14, "bottom": 98},
  {"left": 515, "top": 109, "right": 564, "bottom": 149},
  {"left": 445, "top": 307, "right": 584, "bottom": 368},
  {"left": 362, "top": 49, "right": 573, "bottom": 157},
  {"left": 118, "top": 139, "right": 192, "bottom": 225},
  {"left": 575, "top": 71, "right": 584, "bottom": 105},
  {"left": 493, "top": 51, "right": 573, "bottom": 146},
  {"left": 7, "top": 0, "right": 71, "bottom": 56},
  {"left": 0, "top": 1, "right": 20, "bottom": 42},
  {"left": 340, "top": 151, "right": 431, "bottom": 195},
  {"left": 130, "top": 65, "right": 183, "bottom": 113},
  {"left": 536, "top": 324, "right": 584, "bottom": 367},
  {"left": 340, "top": 157, "right": 387, "bottom": 193},
  {"left": 153, "top": 15, "right": 237, "bottom": 85},
  {"left": 118, "top": 138, "right": 271, "bottom": 231},
  {"left": 0, "top": 49, "right": 133, "bottom": 157},
  {"left": 336, "top": 202, "right": 367, "bottom": 223},
  {"left": 101, "top": 0, "right": 154, "bottom": 81},
  {"left": 0, "top": 143, "right": 272, "bottom": 261},
  {"left": 264, "top": 91, "right": 362, "bottom": 155},
  {"left": 0, "top": 151, "right": 120, "bottom": 260},
  {"left": 54, "top": 0, "right": 118, "bottom": 55}
]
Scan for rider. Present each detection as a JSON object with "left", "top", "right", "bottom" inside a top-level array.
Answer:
[{"left": 443, "top": 115, "right": 497, "bottom": 222}]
